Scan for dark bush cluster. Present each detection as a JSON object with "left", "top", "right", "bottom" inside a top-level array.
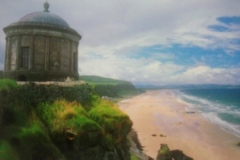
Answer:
[
  {"left": 94, "top": 83, "right": 137, "bottom": 98},
  {"left": 5, "top": 83, "right": 95, "bottom": 111}
]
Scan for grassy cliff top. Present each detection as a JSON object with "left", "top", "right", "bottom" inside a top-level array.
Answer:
[
  {"left": 80, "top": 75, "right": 139, "bottom": 98},
  {"left": 80, "top": 75, "right": 132, "bottom": 85}
]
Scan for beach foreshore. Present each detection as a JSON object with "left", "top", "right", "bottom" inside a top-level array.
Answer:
[{"left": 118, "top": 90, "right": 240, "bottom": 160}]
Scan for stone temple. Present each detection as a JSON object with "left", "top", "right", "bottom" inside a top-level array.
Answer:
[{"left": 3, "top": 1, "right": 81, "bottom": 81}]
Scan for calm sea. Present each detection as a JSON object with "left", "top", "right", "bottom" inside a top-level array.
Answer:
[{"left": 176, "top": 88, "right": 240, "bottom": 137}]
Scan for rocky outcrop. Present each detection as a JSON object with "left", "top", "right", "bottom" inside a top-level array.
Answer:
[{"left": 156, "top": 144, "right": 193, "bottom": 160}]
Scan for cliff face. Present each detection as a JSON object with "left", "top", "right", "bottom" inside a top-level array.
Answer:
[{"left": 0, "top": 81, "right": 132, "bottom": 160}]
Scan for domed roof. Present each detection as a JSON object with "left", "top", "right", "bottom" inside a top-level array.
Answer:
[
  {"left": 4, "top": 1, "right": 81, "bottom": 39},
  {"left": 18, "top": 1, "right": 69, "bottom": 28},
  {"left": 18, "top": 11, "right": 70, "bottom": 28}
]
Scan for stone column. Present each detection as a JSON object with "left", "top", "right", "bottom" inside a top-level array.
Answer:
[
  {"left": 70, "top": 41, "right": 73, "bottom": 72},
  {"left": 5, "top": 37, "right": 11, "bottom": 70},
  {"left": 29, "top": 35, "right": 34, "bottom": 70},
  {"left": 60, "top": 39, "right": 63, "bottom": 71},
  {"left": 75, "top": 50, "right": 78, "bottom": 72},
  {"left": 4, "top": 37, "right": 9, "bottom": 71},
  {"left": 75, "top": 43, "right": 79, "bottom": 72},
  {"left": 45, "top": 37, "right": 50, "bottom": 71},
  {"left": 16, "top": 36, "right": 21, "bottom": 70}
]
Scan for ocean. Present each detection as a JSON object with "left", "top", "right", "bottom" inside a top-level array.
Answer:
[{"left": 175, "top": 88, "right": 240, "bottom": 137}]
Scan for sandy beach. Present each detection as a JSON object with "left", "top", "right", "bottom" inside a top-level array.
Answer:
[{"left": 118, "top": 90, "right": 240, "bottom": 160}]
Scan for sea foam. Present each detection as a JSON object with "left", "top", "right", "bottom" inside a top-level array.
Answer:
[{"left": 175, "top": 89, "right": 240, "bottom": 137}]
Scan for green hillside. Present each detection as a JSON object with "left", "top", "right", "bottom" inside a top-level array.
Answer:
[
  {"left": 80, "top": 75, "right": 131, "bottom": 85},
  {"left": 80, "top": 75, "right": 140, "bottom": 98}
]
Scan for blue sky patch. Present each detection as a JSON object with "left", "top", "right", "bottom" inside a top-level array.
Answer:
[
  {"left": 217, "top": 16, "right": 240, "bottom": 25},
  {"left": 208, "top": 16, "right": 240, "bottom": 32},
  {"left": 208, "top": 25, "right": 229, "bottom": 32},
  {"left": 132, "top": 44, "right": 240, "bottom": 68}
]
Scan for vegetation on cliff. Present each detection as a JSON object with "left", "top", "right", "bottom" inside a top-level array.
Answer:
[
  {"left": 156, "top": 144, "right": 193, "bottom": 160},
  {"left": 0, "top": 79, "right": 133, "bottom": 160},
  {"left": 80, "top": 75, "right": 140, "bottom": 98}
]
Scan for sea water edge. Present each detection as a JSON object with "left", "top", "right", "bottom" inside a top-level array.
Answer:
[{"left": 173, "top": 88, "right": 240, "bottom": 138}]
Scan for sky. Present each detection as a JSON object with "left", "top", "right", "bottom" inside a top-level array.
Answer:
[{"left": 1, "top": 0, "right": 240, "bottom": 85}]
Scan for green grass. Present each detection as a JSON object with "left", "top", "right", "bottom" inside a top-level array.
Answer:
[
  {"left": 89, "top": 100, "right": 131, "bottom": 130},
  {"left": 130, "top": 154, "right": 140, "bottom": 160},
  {"left": 37, "top": 100, "right": 102, "bottom": 134},
  {"left": 0, "top": 79, "right": 18, "bottom": 91},
  {"left": 158, "top": 144, "right": 170, "bottom": 155},
  {"left": 80, "top": 75, "right": 140, "bottom": 98},
  {"left": 80, "top": 75, "right": 131, "bottom": 85},
  {"left": 89, "top": 100, "right": 133, "bottom": 148},
  {"left": 0, "top": 107, "right": 64, "bottom": 160},
  {"left": 15, "top": 121, "right": 64, "bottom": 160},
  {"left": 0, "top": 141, "right": 20, "bottom": 160}
]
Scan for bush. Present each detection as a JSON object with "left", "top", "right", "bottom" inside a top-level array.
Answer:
[
  {"left": 37, "top": 100, "right": 103, "bottom": 150},
  {"left": 0, "top": 79, "right": 18, "bottom": 97},
  {"left": 0, "top": 141, "right": 20, "bottom": 160},
  {"left": 0, "top": 79, "right": 18, "bottom": 90},
  {"left": 37, "top": 100, "right": 101, "bottom": 132},
  {"left": 0, "top": 106, "right": 65, "bottom": 160},
  {"left": 131, "top": 154, "right": 140, "bottom": 160},
  {"left": 5, "top": 83, "right": 95, "bottom": 112},
  {"left": 94, "top": 83, "right": 137, "bottom": 98},
  {"left": 89, "top": 100, "right": 133, "bottom": 149},
  {"left": 14, "top": 121, "right": 65, "bottom": 160}
]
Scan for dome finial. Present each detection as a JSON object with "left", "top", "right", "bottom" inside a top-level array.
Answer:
[{"left": 44, "top": 0, "right": 50, "bottom": 12}]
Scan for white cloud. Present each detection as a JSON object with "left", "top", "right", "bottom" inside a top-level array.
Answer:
[
  {"left": 170, "top": 65, "right": 240, "bottom": 84},
  {"left": 80, "top": 52, "right": 240, "bottom": 85}
]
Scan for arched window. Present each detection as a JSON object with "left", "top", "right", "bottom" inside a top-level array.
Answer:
[{"left": 20, "top": 47, "right": 29, "bottom": 69}]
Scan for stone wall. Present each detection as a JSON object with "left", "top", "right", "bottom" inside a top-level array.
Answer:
[{"left": 3, "top": 71, "right": 79, "bottom": 81}]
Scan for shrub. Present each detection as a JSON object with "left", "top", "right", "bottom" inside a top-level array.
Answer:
[
  {"left": 0, "top": 141, "right": 20, "bottom": 160},
  {"left": 0, "top": 79, "right": 18, "bottom": 91},
  {"left": 14, "top": 121, "right": 65, "bottom": 160},
  {"left": 5, "top": 83, "right": 96, "bottom": 112},
  {"left": 37, "top": 100, "right": 100, "bottom": 132},
  {"left": 37, "top": 100, "right": 103, "bottom": 150},
  {"left": 0, "top": 79, "right": 18, "bottom": 97},
  {"left": 131, "top": 154, "right": 140, "bottom": 160},
  {"left": 89, "top": 100, "right": 133, "bottom": 149}
]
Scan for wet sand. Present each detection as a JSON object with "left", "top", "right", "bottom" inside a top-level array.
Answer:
[{"left": 118, "top": 90, "right": 240, "bottom": 160}]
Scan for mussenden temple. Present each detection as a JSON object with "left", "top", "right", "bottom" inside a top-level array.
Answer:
[{"left": 2, "top": 1, "right": 81, "bottom": 81}]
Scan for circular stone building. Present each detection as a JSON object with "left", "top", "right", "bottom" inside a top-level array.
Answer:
[{"left": 3, "top": 2, "right": 81, "bottom": 81}]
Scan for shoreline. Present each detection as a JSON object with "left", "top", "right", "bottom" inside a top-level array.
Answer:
[{"left": 119, "top": 90, "right": 240, "bottom": 160}]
